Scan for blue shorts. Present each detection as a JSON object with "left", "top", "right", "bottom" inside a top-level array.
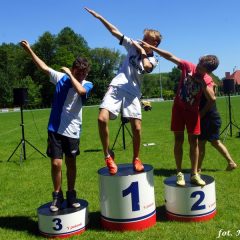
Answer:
[
  {"left": 47, "top": 131, "right": 80, "bottom": 159},
  {"left": 199, "top": 115, "right": 221, "bottom": 142}
]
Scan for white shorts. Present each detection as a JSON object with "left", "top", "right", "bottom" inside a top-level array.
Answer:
[{"left": 100, "top": 86, "right": 142, "bottom": 120}]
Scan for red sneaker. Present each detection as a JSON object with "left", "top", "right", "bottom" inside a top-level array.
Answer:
[
  {"left": 133, "top": 158, "right": 144, "bottom": 172},
  {"left": 105, "top": 156, "right": 118, "bottom": 175}
]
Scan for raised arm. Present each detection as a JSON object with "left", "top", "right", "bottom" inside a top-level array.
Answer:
[
  {"left": 131, "top": 40, "right": 154, "bottom": 72},
  {"left": 60, "top": 67, "right": 87, "bottom": 96},
  {"left": 20, "top": 40, "right": 50, "bottom": 75},
  {"left": 139, "top": 40, "right": 181, "bottom": 66},
  {"left": 85, "top": 7, "right": 122, "bottom": 41}
]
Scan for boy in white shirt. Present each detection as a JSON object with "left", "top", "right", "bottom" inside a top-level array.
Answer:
[{"left": 85, "top": 7, "right": 161, "bottom": 174}]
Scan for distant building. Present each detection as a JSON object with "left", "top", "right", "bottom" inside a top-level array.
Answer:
[
  {"left": 228, "top": 70, "right": 240, "bottom": 85},
  {"left": 222, "top": 70, "right": 240, "bottom": 94}
]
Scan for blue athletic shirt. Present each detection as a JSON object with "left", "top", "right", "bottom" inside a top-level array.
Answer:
[{"left": 48, "top": 69, "right": 93, "bottom": 139}]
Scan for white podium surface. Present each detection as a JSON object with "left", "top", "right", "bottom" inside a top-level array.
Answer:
[
  {"left": 164, "top": 174, "right": 216, "bottom": 222},
  {"left": 98, "top": 164, "right": 156, "bottom": 231},
  {"left": 37, "top": 199, "right": 88, "bottom": 238}
]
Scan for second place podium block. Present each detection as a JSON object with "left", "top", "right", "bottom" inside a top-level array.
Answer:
[{"left": 164, "top": 174, "right": 216, "bottom": 222}]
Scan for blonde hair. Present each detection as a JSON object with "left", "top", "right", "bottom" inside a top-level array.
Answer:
[{"left": 144, "top": 29, "right": 162, "bottom": 46}]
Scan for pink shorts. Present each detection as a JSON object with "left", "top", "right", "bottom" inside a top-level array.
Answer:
[{"left": 171, "top": 103, "right": 200, "bottom": 135}]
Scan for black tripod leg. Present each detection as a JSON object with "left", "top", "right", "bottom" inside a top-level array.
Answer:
[
  {"left": 124, "top": 125, "right": 133, "bottom": 138},
  {"left": 220, "top": 123, "right": 230, "bottom": 136},
  {"left": 232, "top": 122, "right": 240, "bottom": 130},
  {"left": 7, "top": 140, "right": 22, "bottom": 162},
  {"left": 111, "top": 124, "right": 122, "bottom": 150},
  {"left": 122, "top": 124, "right": 126, "bottom": 150},
  {"left": 123, "top": 124, "right": 133, "bottom": 149},
  {"left": 25, "top": 139, "right": 47, "bottom": 158}
]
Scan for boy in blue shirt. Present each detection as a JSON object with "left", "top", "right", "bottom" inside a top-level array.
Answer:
[{"left": 21, "top": 40, "right": 93, "bottom": 211}]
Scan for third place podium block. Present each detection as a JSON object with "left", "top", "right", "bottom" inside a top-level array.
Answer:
[
  {"left": 164, "top": 174, "right": 216, "bottom": 222},
  {"left": 37, "top": 199, "right": 88, "bottom": 238},
  {"left": 98, "top": 164, "right": 156, "bottom": 231}
]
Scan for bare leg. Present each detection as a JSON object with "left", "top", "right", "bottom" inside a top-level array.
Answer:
[
  {"left": 174, "top": 132, "right": 184, "bottom": 173},
  {"left": 130, "top": 118, "right": 141, "bottom": 160},
  {"left": 65, "top": 156, "right": 77, "bottom": 191},
  {"left": 211, "top": 140, "right": 237, "bottom": 170},
  {"left": 51, "top": 158, "right": 62, "bottom": 192},
  {"left": 188, "top": 134, "right": 199, "bottom": 174},
  {"left": 98, "top": 109, "right": 111, "bottom": 157},
  {"left": 198, "top": 140, "right": 207, "bottom": 172}
]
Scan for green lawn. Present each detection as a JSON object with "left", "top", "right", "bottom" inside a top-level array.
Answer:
[{"left": 0, "top": 96, "right": 239, "bottom": 240}]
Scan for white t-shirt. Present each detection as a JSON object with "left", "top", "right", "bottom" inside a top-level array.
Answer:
[{"left": 110, "top": 35, "right": 158, "bottom": 98}]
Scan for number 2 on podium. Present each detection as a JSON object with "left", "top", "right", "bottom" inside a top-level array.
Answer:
[{"left": 191, "top": 191, "right": 206, "bottom": 211}]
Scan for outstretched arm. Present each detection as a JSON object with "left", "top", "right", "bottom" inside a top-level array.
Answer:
[
  {"left": 139, "top": 40, "right": 181, "bottom": 66},
  {"left": 85, "top": 7, "right": 122, "bottom": 41},
  {"left": 20, "top": 40, "right": 50, "bottom": 75}
]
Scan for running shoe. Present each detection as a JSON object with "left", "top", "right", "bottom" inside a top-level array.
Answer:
[
  {"left": 105, "top": 154, "right": 118, "bottom": 175},
  {"left": 50, "top": 191, "right": 64, "bottom": 212},
  {"left": 133, "top": 158, "right": 144, "bottom": 172},
  {"left": 176, "top": 172, "right": 185, "bottom": 186},
  {"left": 66, "top": 190, "right": 80, "bottom": 208},
  {"left": 190, "top": 174, "right": 206, "bottom": 186}
]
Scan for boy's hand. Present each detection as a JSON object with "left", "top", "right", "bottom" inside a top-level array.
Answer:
[
  {"left": 20, "top": 40, "right": 30, "bottom": 50},
  {"left": 138, "top": 40, "right": 151, "bottom": 49},
  {"left": 131, "top": 40, "right": 146, "bottom": 55},
  {"left": 61, "top": 67, "right": 72, "bottom": 76},
  {"left": 84, "top": 7, "right": 101, "bottom": 19}
]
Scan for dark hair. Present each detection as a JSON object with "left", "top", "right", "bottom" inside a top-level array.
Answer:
[
  {"left": 198, "top": 55, "right": 219, "bottom": 73},
  {"left": 72, "top": 57, "right": 90, "bottom": 74}
]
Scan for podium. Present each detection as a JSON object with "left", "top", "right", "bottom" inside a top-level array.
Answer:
[
  {"left": 98, "top": 164, "right": 156, "bottom": 231},
  {"left": 164, "top": 174, "right": 216, "bottom": 222},
  {"left": 37, "top": 199, "right": 88, "bottom": 238}
]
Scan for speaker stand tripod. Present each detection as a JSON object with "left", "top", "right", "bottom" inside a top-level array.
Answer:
[
  {"left": 112, "top": 117, "right": 132, "bottom": 150},
  {"left": 7, "top": 105, "right": 46, "bottom": 163},
  {"left": 220, "top": 94, "right": 240, "bottom": 140}
]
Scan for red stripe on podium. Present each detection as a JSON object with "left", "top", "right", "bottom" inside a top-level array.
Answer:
[
  {"left": 101, "top": 213, "right": 156, "bottom": 231},
  {"left": 166, "top": 210, "right": 216, "bottom": 222},
  {"left": 40, "top": 227, "right": 86, "bottom": 238}
]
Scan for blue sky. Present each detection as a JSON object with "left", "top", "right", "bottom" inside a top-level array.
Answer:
[{"left": 0, "top": 0, "right": 239, "bottom": 78}]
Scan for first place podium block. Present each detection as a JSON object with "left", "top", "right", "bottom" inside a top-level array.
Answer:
[
  {"left": 164, "top": 174, "right": 216, "bottom": 222},
  {"left": 98, "top": 164, "right": 156, "bottom": 231},
  {"left": 37, "top": 199, "right": 88, "bottom": 238}
]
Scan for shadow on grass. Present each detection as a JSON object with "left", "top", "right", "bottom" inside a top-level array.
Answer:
[
  {"left": 154, "top": 168, "right": 177, "bottom": 177},
  {"left": 88, "top": 209, "right": 169, "bottom": 229},
  {"left": 88, "top": 211, "right": 104, "bottom": 231},
  {"left": 198, "top": 168, "right": 221, "bottom": 172},
  {"left": 0, "top": 159, "right": 22, "bottom": 165},
  {"left": 156, "top": 205, "right": 168, "bottom": 222},
  {"left": 0, "top": 216, "right": 39, "bottom": 236},
  {"left": 84, "top": 149, "right": 102, "bottom": 153},
  {"left": 154, "top": 168, "right": 220, "bottom": 177}
]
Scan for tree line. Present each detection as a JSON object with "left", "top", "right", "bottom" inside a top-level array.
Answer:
[{"left": 0, "top": 27, "right": 221, "bottom": 108}]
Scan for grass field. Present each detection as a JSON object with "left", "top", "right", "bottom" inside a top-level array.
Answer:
[{"left": 0, "top": 97, "right": 239, "bottom": 240}]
